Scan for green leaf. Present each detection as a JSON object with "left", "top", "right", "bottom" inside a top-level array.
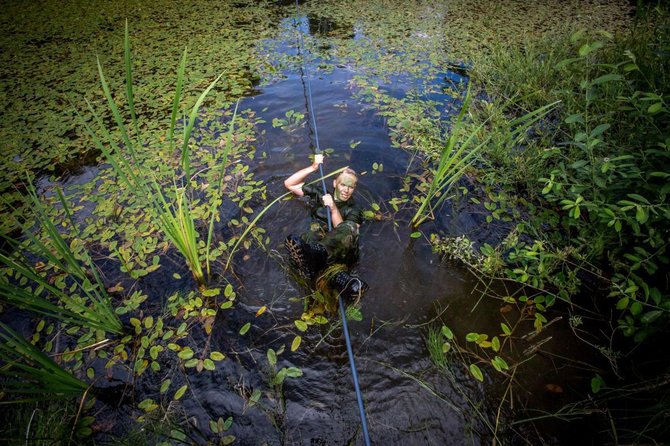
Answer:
[
  {"left": 491, "top": 336, "right": 500, "bottom": 352},
  {"left": 210, "top": 351, "right": 225, "bottom": 361},
  {"left": 493, "top": 355, "right": 509, "bottom": 370},
  {"left": 616, "top": 297, "right": 629, "bottom": 310},
  {"left": 160, "top": 379, "right": 171, "bottom": 394},
  {"left": 469, "top": 364, "right": 484, "bottom": 382},
  {"left": 223, "top": 416, "right": 233, "bottom": 431},
  {"left": 589, "top": 123, "right": 610, "bottom": 139},
  {"left": 267, "top": 348, "right": 277, "bottom": 367},
  {"left": 138, "top": 399, "right": 158, "bottom": 412},
  {"left": 203, "top": 359, "right": 215, "bottom": 371},
  {"left": 441, "top": 325, "right": 454, "bottom": 340},
  {"left": 174, "top": 385, "right": 188, "bottom": 400},
  {"left": 239, "top": 322, "right": 251, "bottom": 335},
  {"left": 578, "top": 43, "right": 592, "bottom": 57},
  {"left": 250, "top": 388, "right": 262, "bottom": 403},
  {"left": 291, "top": 336, "right": 302, "bottom": 352},
  {"left": 591, "top": 374, "right": 605, "bottom": 394},
  {"left": 641, "top": 310, "right": 662, "bottom": 325},
  {"left": 294, "top": 320, "right": 308, "bottom": 332},
  {"left": 630, "top": 301, "right": 643, "bottom": 316},
  {"left": 285, "top": 367, "right": 303, "bottom": 378},
  {"left": 564, "top": 113, "right": 583, "bottom": 124},
  {"left": 184, "top": 358, "right": 199, "bottom": 368},
  {"left": 648, "top": 102, "right": 663, "bottom": 114},
  {"left": 177, "top": 348, "right": 194, "bottom": 360},
  {"left": 410, "top": 231, "right": 421, "bottom": 238},
  {"left": 591, "top": 73, "right": 622, "bottom": 85},
  {"left": 224, "top": 284, "right": 234, "bottom": 298}
]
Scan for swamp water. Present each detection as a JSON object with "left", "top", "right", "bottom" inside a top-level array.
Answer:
[{"left": 2, "top": 3, "right": 630, "bottom": 445}]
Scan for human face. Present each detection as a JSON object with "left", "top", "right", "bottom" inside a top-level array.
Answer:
[{"left": 334, "top": 173, "right": 357, "bottom": 201}]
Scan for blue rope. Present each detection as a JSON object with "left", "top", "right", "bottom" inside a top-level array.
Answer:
[
  {"left": 294, "top": 4, "right": 371, "bottom": 445},
  {"left": 294, "top": 13, "right": 332, "bottom": 230}
]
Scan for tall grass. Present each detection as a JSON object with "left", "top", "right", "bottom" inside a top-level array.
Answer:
[
  {"left": 410, "top": 85, "right": 558, "bottom": 229},
  {"left": 80, "top": 22, "right": 232, "bottom": 288},
  {"left": 411, "top": 86, "right": 488, "bottom": 229},
  {"left": 0, "top": 322, "right": 88, "bottom": 400},
  {"left": 0, "top": 181, "right": 123, "bottom": 335}
]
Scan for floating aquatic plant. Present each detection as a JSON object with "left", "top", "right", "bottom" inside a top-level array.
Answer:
[
  {"left": 0, "top": 181, "right": 123, "bottom": 335},
  {"left": 0, "top": 322, "right": 89, "bottom": 400},
  {"left": 80, "top": 22, "right": 236, "bottom": 288}
]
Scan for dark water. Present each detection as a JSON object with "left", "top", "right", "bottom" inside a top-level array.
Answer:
[
  {"left": 177, "top": 16, "right": 602, "bottom": 445},
  {"left": 170, "top": 24, "right": 500, "bottom": 443},
  {"left": 26, "top": 13, "right": 596, "bottom": 446}
]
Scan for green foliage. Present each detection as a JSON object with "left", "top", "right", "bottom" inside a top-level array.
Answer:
[
  {"left": 441, "top": 16, "right": 670, "bottom": 342},
  {"left": 0, "top": 181, "right": 123, "bottom": 335},
  {"left": 0, "top": 322, "right": 88, "bottom": 399},
  {"left": 0, "top": 399, "right": 94, "bottom": 444}
]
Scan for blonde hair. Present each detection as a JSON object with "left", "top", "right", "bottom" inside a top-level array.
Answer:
[{"left": 337, "top": 167, "right": 358, "bottom": 182}]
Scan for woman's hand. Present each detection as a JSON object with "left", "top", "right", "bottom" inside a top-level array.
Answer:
[
  {"left": 322, "top": 193, "right": 334, "bottom": 208},
  {"left": 312, "top": 153, "right": 324, "bottom": 171}
]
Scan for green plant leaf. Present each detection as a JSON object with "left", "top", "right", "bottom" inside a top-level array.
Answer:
[
  {"left": 267, "top": 348, "right": 277, "bottom": 366},
  {"left": 173, "top": 385, "right": 188, "bottom": 400},
  {"left": 469, "top": 363, "right": 484, "bottom": 382},
  {"left": 210, "top": 351, "right": 225, "bottom": 361},
  {"left": 441, "top": 325, "right": 454, "bottom": 340},
  {"left": 294, "top": 320, "right": 308, "bottom": 332},
  {"left": 291, "top": 336, "right": 302, "bottom": 352},
  {"left": 591, "top": 374, "right": 605, "bottom": 394},
  {"left": 160, "top": 379, "right": 171, "bottom": 394}
]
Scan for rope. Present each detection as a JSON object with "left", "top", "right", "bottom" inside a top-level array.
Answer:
[{"left": 294, "top": 3, "right": 371, "bottom": 445}]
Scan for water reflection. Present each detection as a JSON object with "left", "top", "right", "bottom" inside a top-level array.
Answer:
[{"left": 185, "top": 34, "right": 500, "bottom": 442}]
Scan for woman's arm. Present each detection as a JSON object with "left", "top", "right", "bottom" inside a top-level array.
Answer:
[{"left": 284, "top": 154, "right": 323, "bottom": 197}]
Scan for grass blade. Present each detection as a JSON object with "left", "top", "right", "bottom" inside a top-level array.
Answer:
[
  {"left": 169, "top": 47, "right": 188, "bottom": 149},
  {"left": 0, "top": 323, "right": 88, "bottom": 399},
  {"left": 181, "top": 72, "right": 224, "bottom": 180},
  {"left": 206, "top": 99, "right": 240, "bottom": 276}
]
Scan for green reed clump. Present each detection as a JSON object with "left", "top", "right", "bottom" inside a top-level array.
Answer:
[
  {"left": 81, "top": 22, "right": 238, "bottom": 289},
  {"left": 0, "top": 181, "right": 123, "bottom": 335},
  {"left": 0, "top": 322, "right": 89, "bottom": 400},
  {"left": 426, "top": 325, "right": 450, "bottom": 373}
]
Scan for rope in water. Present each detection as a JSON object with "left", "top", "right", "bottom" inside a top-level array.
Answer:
[{"left": 293, "top": 3, "right": 371, "bottom": 445}]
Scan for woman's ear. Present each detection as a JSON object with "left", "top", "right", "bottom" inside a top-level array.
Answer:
[{"left": 333, "top": 178, "right": 338, "bottom": 188}]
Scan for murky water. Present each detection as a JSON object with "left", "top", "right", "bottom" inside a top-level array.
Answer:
[
  {"left": 149, "top": 16, "right": 502, "bottom": 445},
  {"left": 15, "top": 9, "right": 605, "bottom": 446}
]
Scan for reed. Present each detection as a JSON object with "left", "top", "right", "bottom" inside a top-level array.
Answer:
[
  {"left": 0, "top": 322, "right": 88, "bottom": 400},
  {"left": 410, "top": 86, "right": 558, "bottom": 229},
  {"left": 0, "top": 181, "right": 123, "bottom": 335},
  {"left": 411, "top": 85, "right": 488, "bottom": 229},
  {"left": 82, "top": 23, "right": 228, "bottom": 287},
  {"left": 205, "top": 100, "right": 239, "bottom": 277}
]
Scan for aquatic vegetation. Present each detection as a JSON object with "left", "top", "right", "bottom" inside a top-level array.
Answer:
[
  {"left": 0, "top": 322, "right": 89, "bottom": 399},
  {"left": 427, "top": 7, "right": 670, "bottom": 445},
  {"left": 80, "top": 24, "right": 252, "bottom": 288},
  {"left": 0, "top": 182, "right": 123, "bottom": 335},
  {"left": 0, "top": 0, "right": 658, "bottom": 444}
]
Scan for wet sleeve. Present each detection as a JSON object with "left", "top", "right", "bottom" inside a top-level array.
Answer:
[
  {"left": 342, "top": 201, "right": 363, "bottom": 225},
  {"left": 301, "top": 183, "right": 321, "bottom": 201}
]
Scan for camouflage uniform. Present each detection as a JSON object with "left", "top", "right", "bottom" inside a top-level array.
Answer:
[{"left": 301, "top": 183, "right": 363, "bottom": 266}]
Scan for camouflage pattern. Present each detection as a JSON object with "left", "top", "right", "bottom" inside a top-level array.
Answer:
[{"left": 301, "top": 218, "right": 360, "bottom": 265}]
